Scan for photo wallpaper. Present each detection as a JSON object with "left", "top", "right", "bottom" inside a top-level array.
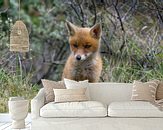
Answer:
[{"left": 0, "top": 0, "right": 162, "bottom": 112}]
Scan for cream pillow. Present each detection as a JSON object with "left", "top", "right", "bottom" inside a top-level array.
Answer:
[
  {"left": 42, "top": 79, "right": 65, "bottom": 103},
  {"left": 53, "top": 88, "right": 88, "bottom": 103},
  {"left": 131, "top": 80, "right": 159, "bottom": 102},
  {"left": 156, "top": 81, "right": 163, "bottom": 100},
  {"left": 64, "top": 78, "right": 90, "bottom": 99}
]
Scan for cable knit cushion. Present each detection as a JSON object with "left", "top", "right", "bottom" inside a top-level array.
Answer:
[
  {"left": 131, "top": 80, "right": 159, "bottom": 102},
  {"left": 53, "top": 88, "right": 88, "bottom": 103},
  {"left": 41, "top": 79, "right": 65, "bottom": 103},
  {"left": 156, "top": 81, "right": 163, "bottom": 100},
  {"left": 64, "top": 78, "right": 90, "bottom": 99}
]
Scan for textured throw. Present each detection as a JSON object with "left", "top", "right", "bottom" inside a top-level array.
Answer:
[
  {"left": 152, "top": 99, "right": 163, "bottom": 111},
  {"left": 154, "top": 81, "right": 163, "bottom": 111},
  {"left": 156, "top": 81, "right": 163, "bottom": 100}
]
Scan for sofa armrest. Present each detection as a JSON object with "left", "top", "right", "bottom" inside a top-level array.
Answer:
[{"left": 31, "top": 88, "right": 45, "bottom": 119}]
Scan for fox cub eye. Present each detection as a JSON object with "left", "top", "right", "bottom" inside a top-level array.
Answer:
[
  {"left": 73, "top": 44, "right": 78, "bottom": 48},
  {"left": 84, "top": 45, "right": 91, "bottom": 48}
]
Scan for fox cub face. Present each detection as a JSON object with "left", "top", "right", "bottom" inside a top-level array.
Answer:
[{"left": 66, "top": 21, "right": 102, "bottom": 61}]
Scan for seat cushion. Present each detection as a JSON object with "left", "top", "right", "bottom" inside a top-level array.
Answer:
[
  {"left": 40, "top": 101, "right": 107, "bottom": 117},
  {"left": 108, "top": 101, "right": 163, "bottom": 117}
]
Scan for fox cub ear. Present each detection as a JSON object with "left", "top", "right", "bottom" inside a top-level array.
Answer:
[
  {"left": 90, "top": 23, "right": 102, "bottom": 39},
  {"left": 65, "top": 21, "right": 77, "bottom": 36}
]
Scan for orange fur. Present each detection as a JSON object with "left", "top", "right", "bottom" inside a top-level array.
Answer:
[{"left": 62, "top": 21, "right": 102, "bottom": 82}]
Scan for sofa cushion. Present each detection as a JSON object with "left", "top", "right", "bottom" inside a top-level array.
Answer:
[
  {"left": 131, "top": 80, "right": 159, "bottom": 102},
  {"left": 53, "top": 88, "right": 88, "bottom": 103},
  {"left": 108, "top": 101, "right": 163, "bottom": 117},
  {"left": 41, "top": 79, "right": 65, "bottom": 103},
  {"left": 64, "top": 78, "right": 90, "bottom": 99},
  {"left": 40, "top": 101, "right": 107, "bottom": 117}
]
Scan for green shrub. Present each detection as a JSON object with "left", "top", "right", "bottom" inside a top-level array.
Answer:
[{"left": 0, "top": 69, "right": 39, "bottom": 113}]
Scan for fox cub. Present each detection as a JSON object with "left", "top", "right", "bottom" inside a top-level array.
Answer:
[{"left": 62, "top": 21, "right": 102, "bottom": 82}]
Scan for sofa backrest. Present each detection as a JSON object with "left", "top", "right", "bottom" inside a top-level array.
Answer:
[{"left": 88, "top": 82, "right": 133, "bottom": 105}]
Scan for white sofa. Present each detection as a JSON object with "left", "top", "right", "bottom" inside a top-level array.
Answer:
[{"left": 31, "top": 82, "right": 163, "bottom": 130}]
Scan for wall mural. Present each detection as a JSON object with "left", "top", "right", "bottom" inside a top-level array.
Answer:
[{"left": 0, "top": 0, "right": 162, "bottom": 112}]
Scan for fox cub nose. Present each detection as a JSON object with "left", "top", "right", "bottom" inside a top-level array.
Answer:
[{"left": 76, "top": 55, "right": 81, "bottom": 60}]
